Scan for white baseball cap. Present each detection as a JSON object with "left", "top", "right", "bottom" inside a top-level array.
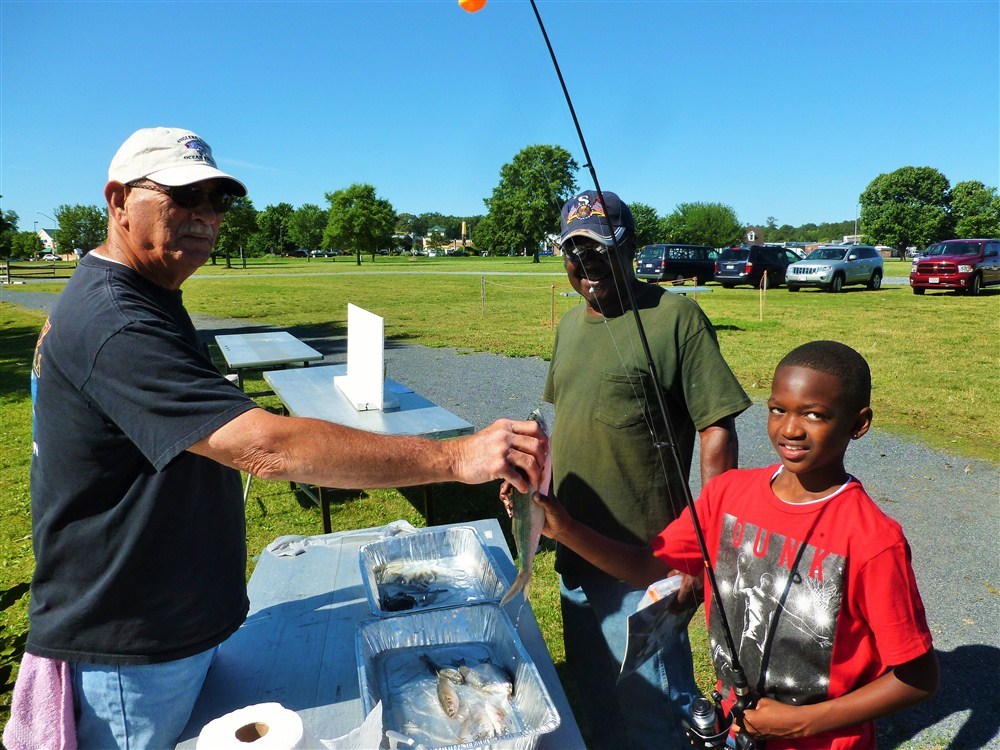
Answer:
[{"left": 108, "top": 127, "right": 247, "bottom": 196}]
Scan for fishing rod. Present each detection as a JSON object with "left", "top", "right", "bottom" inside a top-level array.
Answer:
[{"left": 526, "top": 1, "right": 759, "bottom": 746}]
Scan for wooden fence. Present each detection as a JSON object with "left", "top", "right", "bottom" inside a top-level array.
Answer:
[{"left": 1, "top": 260, "right": 77, "bottom": 284}]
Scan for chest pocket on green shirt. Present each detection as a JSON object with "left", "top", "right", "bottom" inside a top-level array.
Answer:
[{"left": 594, "top": 371, "right": 649, "bottom": 429}]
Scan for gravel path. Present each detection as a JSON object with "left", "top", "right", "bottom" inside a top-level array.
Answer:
[{"left": 4, "top": 287, "right": 996, "bottom": 748}]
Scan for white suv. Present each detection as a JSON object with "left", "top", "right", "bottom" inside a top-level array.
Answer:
[{"left": 786, "top": 245, "right": 884, "bottom": 293}]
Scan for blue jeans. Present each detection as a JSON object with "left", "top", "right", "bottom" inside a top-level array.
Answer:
[
  {"left": 71, "top": 647, "right": 217, "bottom": 750},
  {"left": 560, "top": 573, "right": 699, "bottom": 750}
]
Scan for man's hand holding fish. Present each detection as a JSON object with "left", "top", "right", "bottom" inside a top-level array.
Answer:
[{"left": 453, "top": 417, "right": 549, "bottom": 493}]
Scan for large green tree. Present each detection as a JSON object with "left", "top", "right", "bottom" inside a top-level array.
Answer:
[
  {"left": 257, "top": 203, "right": 296, "bottom": 255},
  {"left": 11, "top": 231, "right": 43, "bottom": 258},
  {"left": 471, "top": 213, "right": 506, "bottom": 257},
  {"left": 481, "top": 145, "right": 578, "bottom": 263},
  {"left": 53, "top": 204, "right": 107, "bottom": 254},
  {"left": 215, "top": 196, "right": 260, "bottom": 262},
  {"left": 950, "top": 180, "right": 1000, "bottom": 238},
  {"left": 287, "top": 203, "right": 327, "bottom": 253},
  {"left": 629, "top": 202, "right": 662, "bottom": 248},
  {"left": 662, "top": 202, "right": 742, "bottom": 247},
  {"left": 859, "top": 166, "right": 951, "bottom": 252},
  {"left": 322, "top": 183, "right": 395, "bottom": 265}
]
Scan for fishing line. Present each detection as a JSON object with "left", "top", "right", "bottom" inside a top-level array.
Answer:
[
  {"left": 484, "top": 11, "right": 679, "bottom": 519},
  {"left": 525, "top": 0, "right": 759, "bottom": 736},
  {"left": 477, "top": 4, "right": 673, "bottom": 485}
]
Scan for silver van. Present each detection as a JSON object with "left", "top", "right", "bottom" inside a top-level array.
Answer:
[{"left": 786, "top": 245, "right": 884, "bottom": 292}]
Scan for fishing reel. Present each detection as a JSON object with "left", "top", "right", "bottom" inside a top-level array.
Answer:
[{"left": 683, "top": 691, "right": 759, "bottom": 750}]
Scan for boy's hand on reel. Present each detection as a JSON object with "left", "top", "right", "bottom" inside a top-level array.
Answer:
[{"left": 736, "top": 696, "right": 808, "bottom": 741}]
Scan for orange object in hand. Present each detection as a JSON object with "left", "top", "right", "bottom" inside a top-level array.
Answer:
[{"left": 459, "top": 0, "right": 487, "bottom": 13}]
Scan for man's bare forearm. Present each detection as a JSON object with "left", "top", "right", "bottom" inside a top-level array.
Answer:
[
  {"left": 190, "top": 407, "right": 547, "bottom": 493},
  {"left": 698, "top": 416, "right": 739, "bottom": 486},
  {"left": 543, "top": 507, "right": 670, "bottom": 590}
]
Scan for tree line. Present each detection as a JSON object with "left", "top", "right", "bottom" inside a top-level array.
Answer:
[{"left": 3, "top": 153, "right": 996, "bottom": 262}]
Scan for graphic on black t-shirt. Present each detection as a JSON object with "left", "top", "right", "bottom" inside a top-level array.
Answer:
[{"left": 708, "top": 513, "right": 845, "bottom": 704}]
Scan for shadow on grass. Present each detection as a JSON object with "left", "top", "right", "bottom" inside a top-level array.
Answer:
[
  {"left": 877, "top": 644, "right": 1000, "bottom": 748},
  {"left": 0, "top": 323, "right": 39, "bottom": 398},
  {"left": 912, "top": 288, "right": 1000, "bottom": 297},
  {"left": 398, "top": 481, "right": 511, "bottom": 536},
  {"left": 0, "top": 582, "right": 30, "bottom": 706}
]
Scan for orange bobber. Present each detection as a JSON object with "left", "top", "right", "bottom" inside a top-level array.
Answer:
[{"left": 459, "top": 0, "right": 487, "bottom": 13}]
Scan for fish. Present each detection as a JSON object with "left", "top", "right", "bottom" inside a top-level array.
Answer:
[
  {"left": 436, "top": 673, "right": 461, "bottom": 718},
  {"left": 500, "top": 408, "right": 552, "bottom": 607},
  {"left": 459, "top": 661, "right": 513, "bottom": 698},
  {"left": 421, "top": 653, "right": 464, "bottom": 685},
  {"left": 374, "top": 561, "right": 441, "bottom": 588},
  {"left": 456, "top": 700, "right": 507, "bottom": 742}
]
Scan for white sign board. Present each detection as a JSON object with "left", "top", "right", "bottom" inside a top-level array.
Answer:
[{"left": 333, "top": 304, "right": 399, "bottom": 411}]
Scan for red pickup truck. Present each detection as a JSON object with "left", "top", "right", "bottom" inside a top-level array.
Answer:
[{"left": 909, "top": 239, "right": 1000, "bottom": 295}]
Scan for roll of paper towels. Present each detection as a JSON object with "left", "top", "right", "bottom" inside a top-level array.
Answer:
[{"left": 196, "top": 703, "right": 319, "bottom": 749}]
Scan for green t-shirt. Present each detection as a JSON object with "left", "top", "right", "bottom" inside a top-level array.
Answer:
[{"left": 544, "top": 283, "right": 750, "bottom": 578}]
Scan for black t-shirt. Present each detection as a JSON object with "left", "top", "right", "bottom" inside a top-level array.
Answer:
[{"left": 28, "top": 254, "right": 256, "bottom": 664}]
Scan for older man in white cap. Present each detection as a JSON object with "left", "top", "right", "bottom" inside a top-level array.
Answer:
[{"left": 17, "top": 128, "right": 547, "bottom": 750}]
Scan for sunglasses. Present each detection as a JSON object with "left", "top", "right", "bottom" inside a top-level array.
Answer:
[
  {"left": 565, "top": 241, "right": 610, "bottom": 260},
  {"left": 128, "top": 181, "right": 234, "bottom": 214}
]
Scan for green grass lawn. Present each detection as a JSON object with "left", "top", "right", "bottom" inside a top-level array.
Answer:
[{"left": 1, "top": 256, "right": 995, "bottom": 742}]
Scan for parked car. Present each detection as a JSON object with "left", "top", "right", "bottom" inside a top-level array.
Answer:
[
  {"left": 785, "top": 245, "right": 884, "bottom": 293},
  {"left": 635, "top": 244, "right": 718, "bottom": 285},
  {"left": 909, "top": 239, "right": 1000, "bottom": 295},
  {"left": 284, "top": 249, "right": 308, "bottom": 258},
  {"left": 42, "top": 253, "right": 61, "bottom": 261},
  {"left": 714, "top": 245, "right": 798, "bottom": 288}
]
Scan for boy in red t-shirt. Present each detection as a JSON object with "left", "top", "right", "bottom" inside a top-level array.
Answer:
[{"left": 534, "top": 340, "right": 937, "bottom": 749}]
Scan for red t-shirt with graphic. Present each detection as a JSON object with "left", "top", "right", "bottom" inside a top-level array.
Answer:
[{"left": 652, "top": 466, "right": 933, "bottom": 750}]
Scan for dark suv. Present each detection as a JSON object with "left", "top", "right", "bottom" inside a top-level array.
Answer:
[
  {"left": 635, "top": 244, "right": 718, "bottom": 285},
  {"left": 910, "top": 239, "right": 1000, "bottom": 295},
  {"left": 714, "top": 245, "right": 799, "bottom": 288}
]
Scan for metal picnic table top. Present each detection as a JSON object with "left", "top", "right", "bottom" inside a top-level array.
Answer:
[
  {"left": 215, "top": 331, "right": 325, "bottom": 371},
  {"left": 174, "top": 519, "right": 585, "bottom": 749},
  {"left": 263, "top": 365, "right": 474, "bottom": 441}
]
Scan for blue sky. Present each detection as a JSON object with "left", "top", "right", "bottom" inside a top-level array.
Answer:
[{"left": 3, "top": 0, "right": 998, "bottom": 233}]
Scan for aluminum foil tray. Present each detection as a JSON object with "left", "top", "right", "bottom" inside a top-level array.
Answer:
[
  {"left": 360, "top": 526, "right": 509, "bottom": 617},
  {"left": 357, "top": 603, "right": 560, "bottom": 750}
]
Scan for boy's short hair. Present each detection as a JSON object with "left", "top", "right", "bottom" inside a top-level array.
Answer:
[{"left": 777, "top": 340, "right": 871, "bottom": 410}]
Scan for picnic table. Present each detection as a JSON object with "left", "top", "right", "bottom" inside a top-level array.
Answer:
[
  {"left": 174, "top": 519, "right": 585, "bottom": 749},
  {"left": 215, "top": 331, "right": 324, "bottom": 395}
]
